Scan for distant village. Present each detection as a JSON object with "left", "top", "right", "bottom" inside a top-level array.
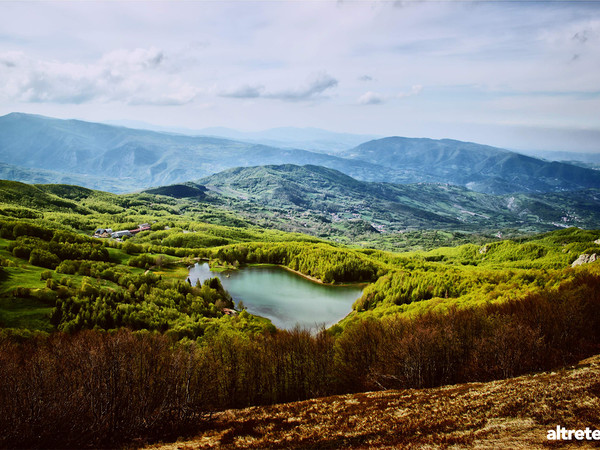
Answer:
[{"left": 93, "top": 223, "right": 151, "bottom": 240}]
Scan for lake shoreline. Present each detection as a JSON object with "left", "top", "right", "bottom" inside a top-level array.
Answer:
[
  {"left": 275, "top": 265, "right": 369, "bottom": 288},
  {"left": 188, "top": 262, "right": 364, "bottom": 330}
]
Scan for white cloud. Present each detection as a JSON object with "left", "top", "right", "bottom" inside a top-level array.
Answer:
[
  {"left": 221, "top": 72, "right": 339, "bottom": 102},
  {"left": 358, "top": 91, "right": 384, "bottom": 105},
  {"left": 0, "top": 1, "right": 599, "bottom": 151},
  {"left": 265, "top": 72, "right": 339, "bottom": 101},
  {"left": 358, "top": 85, "right": 422, "bottom": 105},
  {"left": 399, "top": 85, "right": 423, "bottom": 98},
  {"left": 0, "top": 48, "right": 199, "bottom": 105},
  {"left": 220, "top": 84, "right": 265, "bottom": 99}
]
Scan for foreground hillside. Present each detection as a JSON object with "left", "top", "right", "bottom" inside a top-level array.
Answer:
[{"left": 149, "top": 354, "right": 600, "bottom": 449}]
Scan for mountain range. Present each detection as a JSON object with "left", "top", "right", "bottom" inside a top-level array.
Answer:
[
  {"left": 0, "top": 113, "right": 383, "bottom": 193},
  {"left": 341, "top": 137, "right": 600, "bottom": 193},
  {"left": 1, "top": 112, "right": 600, "bottom": 195}
]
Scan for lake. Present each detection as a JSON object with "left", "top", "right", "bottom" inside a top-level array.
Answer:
[{"left": 188, "top": 262, "right": 364, "bottom": 330}]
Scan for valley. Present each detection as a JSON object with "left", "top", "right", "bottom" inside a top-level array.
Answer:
[{"left": 196, "top": 164, "right": 600, "bottom": 248}]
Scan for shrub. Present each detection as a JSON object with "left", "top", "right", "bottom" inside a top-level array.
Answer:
[
  {"left": 40, "top": 270, "right": 53, "bottom": 281},
  {"left": 29, "top": 249, "right": 60, "bottom": 269}
]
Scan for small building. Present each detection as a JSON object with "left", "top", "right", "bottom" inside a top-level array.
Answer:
[
  {"left": 111, "top": 230, "right": 134, "bottom": 239},
  {"left": 94, "top": 228, "right": 113, "bottom": 238}
]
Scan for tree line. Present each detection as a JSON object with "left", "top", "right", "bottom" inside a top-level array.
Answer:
[{"left": 211, "top": 241, "right": 386, "bottom": 283}]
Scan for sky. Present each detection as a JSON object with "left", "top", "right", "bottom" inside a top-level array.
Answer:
[{"left": 1, "top": 0, "right": 600, "bottom": 152}]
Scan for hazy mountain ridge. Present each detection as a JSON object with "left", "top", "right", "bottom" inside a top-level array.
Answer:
[
  {"left": 104, "top": 119, "right": 379, "bottom": 153},
  {"left": 0, "top": 113, "right": 391, "bottom": 193},
  {"left": 514, "top": 148, "right": 600, "bottom": 166},
  {"left": 0, "top": 161, "right": 143, "bottom": 193},
  {"left": 342, "top": 137, "right": 600, "bottom": 193},
  {"left": 2, "top": 113, "right": 600, "bottom": 195}
]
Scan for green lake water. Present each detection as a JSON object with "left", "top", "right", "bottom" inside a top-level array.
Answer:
[{"left": 188, "top": 263, "right": 364, "bottom": 330}]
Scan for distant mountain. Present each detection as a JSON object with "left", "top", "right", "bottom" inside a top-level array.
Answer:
[
  {"left": 198, "top": 164, "right": 600, "bottom": 231},
  {"left": 513, "top": 148, "right": 600, "bottom": 164},
  {"left": 0, "top": 162, "right": 141, "bottom": 193},
  {"left": 341, "top": 137, "right": 600, "bottom": 194},
  {"left": 512, "top": 149, "right": 600, "bottom": 170},
  {"left": 0, "top": 113, "right": 384, "bottom": 193},
  {"left": 104, "top": 120, "right": 378, "bottom": 153},
  {"left": 193, "top": 126, "right": 379, "bottom": 153},
  {"left": 2, "top": 113, "right": 600, "bottom": 195}
]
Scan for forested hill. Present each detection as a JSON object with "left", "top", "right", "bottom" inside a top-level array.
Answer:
[
  {"left": 198, "top": 164, "right": 600, "bottom": 232},
  {"left": 341, "top": 136, "right": 600, "bottom": 194}
]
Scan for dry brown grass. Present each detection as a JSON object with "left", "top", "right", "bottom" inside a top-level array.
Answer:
[{"left": 146, "top": 355, "right": 600, "bottom": 449}]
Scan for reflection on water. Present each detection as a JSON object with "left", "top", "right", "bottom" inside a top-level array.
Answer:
[{"left": 188, "top": 263, "right": 364, "bottom": 330}]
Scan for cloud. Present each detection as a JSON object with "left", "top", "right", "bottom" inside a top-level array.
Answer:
[
  {"left": 358, "top": 91, "right": 384, "bottom": 105},
  {"left": 399, "top": 84, "right": 423, "bottom": 97},
  {"left": 221, "top": 72, "right": 339, "bottom": 102},
  {"left": 0, "top": 48, "right": 199, "bottom": 105},
  {"left": 358, "top": 85, "right": 422, "bottom": 105},
  {"left": 572, "top": 30, "right": 590, "bottom": 44},
  {"left": 220, "top": 84, "right": 265, "bottom": 99},
  {"left": 266, "top": 72, "right": 339, "bottom": 101},
  {"left": 358, "top": 75, "right": 373, "bottom": 82}
]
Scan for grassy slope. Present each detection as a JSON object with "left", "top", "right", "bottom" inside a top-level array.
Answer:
[
  {"left": 0, "top": 234, "right": 181, "bottom": 330},
  {"left": 0, "top": 237, "right": 53, "bottom": 330},
  {"left": 148, "top": 354, "right": 600, "bottom": 449}
]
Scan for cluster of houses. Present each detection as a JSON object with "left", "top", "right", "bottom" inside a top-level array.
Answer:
[{"left": 93, "top": 223, "right": 151, "bottom": 239}]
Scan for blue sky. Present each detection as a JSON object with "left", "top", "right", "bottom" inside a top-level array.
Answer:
[{"left": 1, "top": 1, "right": 599, "bottom": 152}]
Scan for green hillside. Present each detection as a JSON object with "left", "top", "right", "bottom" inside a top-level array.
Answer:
[
  {"left": 144, "top": 183, "right": 207, "bottom": 199},
  {"left": 0, "top": 176, "right": 599, "bottom": 334},
  {"left": 199, "top": 164, "right": 600, "bottom": 243}
]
